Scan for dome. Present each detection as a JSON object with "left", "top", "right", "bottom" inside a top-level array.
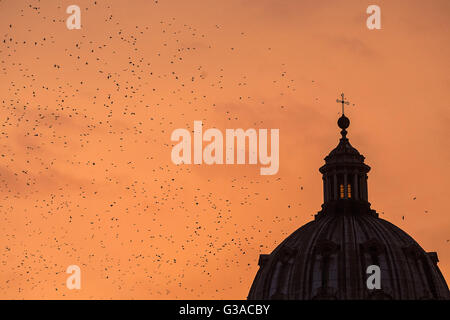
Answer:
[
  {"left": 248, "top": 107, "right": 450, "bottom": 300},
  {"left": 248, "top": 204, "right": 450, "bottom": 300}
]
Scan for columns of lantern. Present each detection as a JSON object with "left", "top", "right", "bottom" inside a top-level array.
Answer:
[
  {"left": 333, "top": 171, "right": 338, "bottom": 200},
  {"left": 326, "top": 176, "right": 331, "bottom": 202},
  {"left": 322, "top": 170, "right": 369, "bottom": 203},
  {"left": 358, "top": 173, "right": 368, "bottom": 201},
  {"left": 353, "top": 173, "right": 359, "bottom": 200},
  {"left": 344, "top": 173, "right": 348, "bottom": 199},
  {"left": 364, "top": 174, "right": 368, "bottom": 201}
]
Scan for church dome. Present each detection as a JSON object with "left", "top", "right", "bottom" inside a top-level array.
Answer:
[
  {"left": 248, "top": 99, "right": 450, "bottom": 300},
  {"left": 248, "top": 206, "right": 450, "bottom": 300}
]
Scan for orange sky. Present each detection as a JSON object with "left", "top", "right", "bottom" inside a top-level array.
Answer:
[{"left": 0, "top": 0, "right": 449, "bottom": 299}]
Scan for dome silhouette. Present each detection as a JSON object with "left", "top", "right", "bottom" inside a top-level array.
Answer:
[{"left": 248, "top": 109, "right": 450, "bottom": 300}]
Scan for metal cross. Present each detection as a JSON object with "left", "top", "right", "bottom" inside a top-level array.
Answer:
[{"left": 336, "top": 93, "right": 350, "bottom": 115}]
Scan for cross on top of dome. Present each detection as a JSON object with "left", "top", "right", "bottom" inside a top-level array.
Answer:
[
  {"left": 336, "top": 92, "right": 350, "bottom": 115},
  {"left": 336, "top": 93, "right": 352, "bottom": 136}
]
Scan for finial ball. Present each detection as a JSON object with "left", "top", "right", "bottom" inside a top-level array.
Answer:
[{"left": 338, "top": 114, "right": 350, "bottom": 129}]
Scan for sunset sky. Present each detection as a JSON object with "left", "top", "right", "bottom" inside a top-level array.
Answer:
[{"left": 0, "top": 0, "right": 449, "bottom": 299}]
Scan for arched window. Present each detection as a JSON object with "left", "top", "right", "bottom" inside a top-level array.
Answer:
[{"left": 347, "top": 184, "right": 352, "bottom": 198}]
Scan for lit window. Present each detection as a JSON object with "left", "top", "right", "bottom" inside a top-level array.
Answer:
[
  {"left": 348, "top": 184, "right": 352, "bottom": 198},
  {"left": 340, "top": 184, "right": 344, "bottom": 199}
]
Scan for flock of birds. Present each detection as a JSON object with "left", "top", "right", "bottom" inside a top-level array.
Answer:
[
  {"left": 0, "top": 1, "right": 444, "bottom": 299},
  {"left": 0, "top": 1, "right": 307, "bottom": 299}
]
